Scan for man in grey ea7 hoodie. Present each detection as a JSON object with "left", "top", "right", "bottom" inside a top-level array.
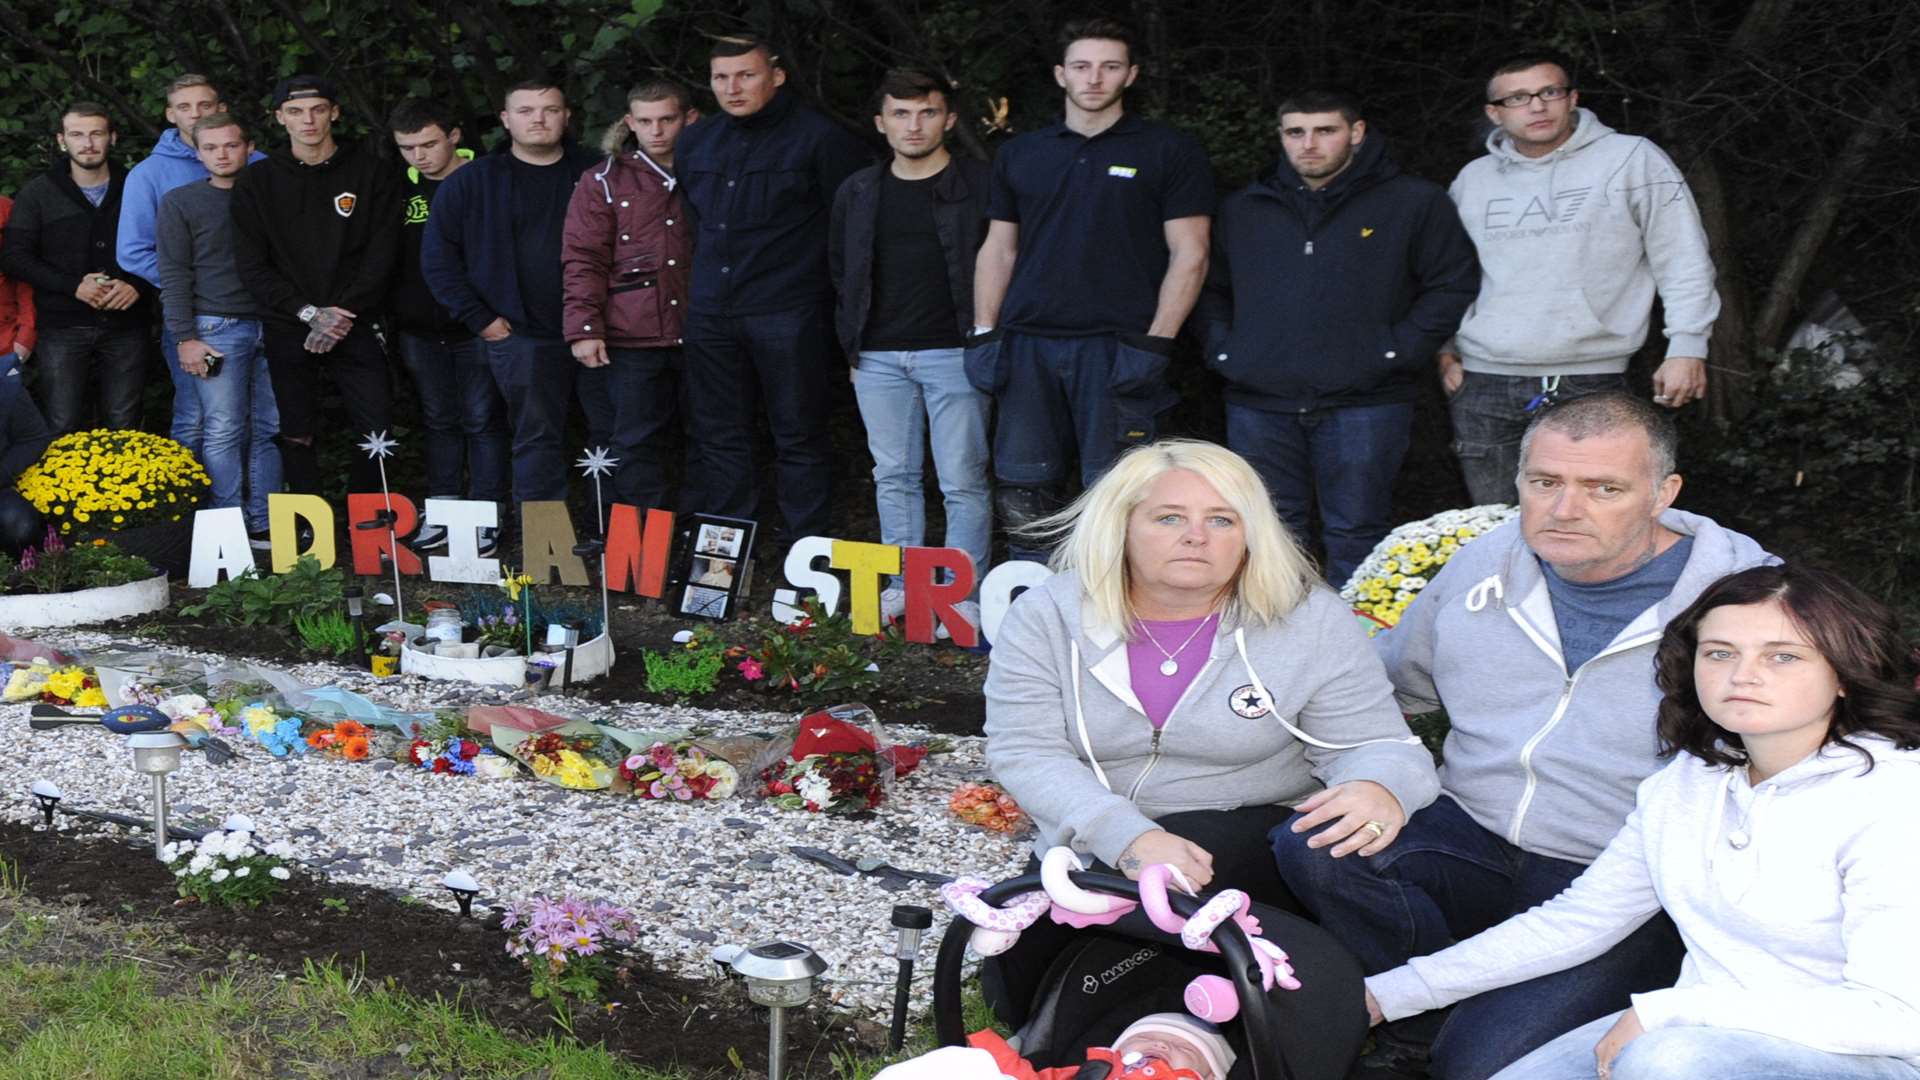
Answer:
[
  {"left": 1441, "top": 56, "right": 1720, "bottom": 506},
  {"left": 1273, "top": 395, "right": 1771, "bottom": 1080}
]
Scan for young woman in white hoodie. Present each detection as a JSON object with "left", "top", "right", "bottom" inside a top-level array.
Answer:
[{"left": 1364, "top": 563, "right": 1920, "bottom": 1080}]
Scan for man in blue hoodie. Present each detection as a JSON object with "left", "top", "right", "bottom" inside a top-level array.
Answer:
[
  {"left": 1197, "top": 88, "right": 1478, "bottom": 589},
  {"left": 1273, "top": 392, "right": 1772, "bottom": 1080},
  {"left": 117, "top": 74, "right": 262, "bottom": 456}
]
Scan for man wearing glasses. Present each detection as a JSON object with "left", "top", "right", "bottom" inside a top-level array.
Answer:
[{"left": 1439, "top": 50, "right": 1718, "bottom": 506}]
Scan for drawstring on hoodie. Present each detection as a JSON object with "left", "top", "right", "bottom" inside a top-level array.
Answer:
[
  {"left": 1465, "top": 575, "right": 1505, "bottom": 612},
  {"left": 592, "top": 143, "right": 676, "bottom": 204}
]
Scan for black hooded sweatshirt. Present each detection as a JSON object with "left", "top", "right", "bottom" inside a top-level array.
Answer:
[
  {"left": 0, "top": 162, "right": 150, "bottom": 329},
  {"left": 230, "top": 140, "right": 401, "bottom": 329}
]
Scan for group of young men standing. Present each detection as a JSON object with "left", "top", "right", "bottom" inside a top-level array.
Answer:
[{"left": 0, "top": 23, "right": 1719, "bottom": 591}]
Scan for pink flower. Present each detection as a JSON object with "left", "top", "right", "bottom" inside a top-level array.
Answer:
[{"left": 738, "top": 658, "right": 765, "bottom": 681}]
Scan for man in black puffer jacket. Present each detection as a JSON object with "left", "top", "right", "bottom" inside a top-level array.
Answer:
[{"left": 1196, "top": 87, "right": 1479, "bottom": 587}]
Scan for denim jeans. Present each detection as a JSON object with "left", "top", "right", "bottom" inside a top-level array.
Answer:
[
  {"left": 1493, "top": 1010, "right": 1920, "bottom": 1080},
  {"left": 683, "top": 304, "right": 837, "bottom": 541},
  {"left": 604, "top": 346, "right": 683, "bottom": 514},
  {"left": 483, "top": 333, "right": 576, "bottom": 504},
  {"left": 1272, "top": 796, "right": 1686, "bottom": 1080},
  {"left": 32, "top": 322, "right": 148, "bottom": 435},
  {"left": 852, "top": 348, "right": 992, "bottom": 586},
  {"left": 160, "top": 327, "right": 203, "bottom": 457},
  {"left": 261, "top": 321, "right": 393, "bottom": 498},
  {"left": 185, "top": 317, "right": 281, "bottom": 534},
  {"left": 1448, "top": 372, "right": 1630, "bottom": 506},
  {"left": 1226, "top": 400, "right": 1413, "bottom": 589},
  {"left": 397, "top": 331, "right": 509, "bottom": 502}
]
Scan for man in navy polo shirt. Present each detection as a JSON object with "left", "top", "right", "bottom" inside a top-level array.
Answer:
[
  {"left": 968, "top": 18, "right": 1213, "bottom": 551},
  {"left": 676, "top": 34, "right": 873, "bottom": 550}
]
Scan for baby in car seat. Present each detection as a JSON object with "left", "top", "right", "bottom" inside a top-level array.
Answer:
[{"left": 875, "top": 1012, "right": 1237, "bottom": 1080}]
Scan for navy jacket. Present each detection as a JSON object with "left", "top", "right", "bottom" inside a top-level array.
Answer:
[
  {"left": 1196, "top": 135, "right": 1478, "bottom": 411},
  {"left": 676, "top": 89, "right": 874, "bottom": 316},
  {"left": 0, "top": 163, "right": 150, "bottom": 330},
  {"left": 0, "top": 359, "right": 51, "bottom": 483},
  {"left": 418, "top": 145, "right": 601, "bottom": 337},
  {"left": 828, "top": 157, "right": 992, "bottom": 359}
]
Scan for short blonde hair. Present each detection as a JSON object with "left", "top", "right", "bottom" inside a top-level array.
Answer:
[{"left": 1024, "top": 439, "right": 1316, "bottom": 635}]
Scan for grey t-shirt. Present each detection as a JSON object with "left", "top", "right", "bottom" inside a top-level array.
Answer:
[
  {"left": 1541, "top": 535, "right": 1694, "bottom": 672},
  {"left": 78, "top": 180, "right": 109, "bottom": 207},
  {"left": 154, "top": 180, "right": 258, "bottom": 339}
]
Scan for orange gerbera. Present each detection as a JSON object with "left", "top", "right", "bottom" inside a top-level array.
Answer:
[
  {"left": 343, "top": 735, "right": 371, "bottom": 761},
  {"left": 307, "top": 731, "right": 335, "bottom": 749},
  {"left": 336, "top": 720, "right": 372, "bottom": 739}
]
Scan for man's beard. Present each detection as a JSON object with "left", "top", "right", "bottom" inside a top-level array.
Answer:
[
  {"left": 895, "top": 139, "right": 945, "bottom": 161},
  {"left": 65, "top": 148, "right": 107, "bottom": 169}
]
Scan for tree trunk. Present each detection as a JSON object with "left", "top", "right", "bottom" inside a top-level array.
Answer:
[{"left": 1685, "top": 153, "right": 1753, "bottom": 419}]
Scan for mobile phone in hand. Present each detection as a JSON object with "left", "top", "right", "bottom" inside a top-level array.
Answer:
[{"left": 203, "top": 349, "right": 224, "bottom": 377}]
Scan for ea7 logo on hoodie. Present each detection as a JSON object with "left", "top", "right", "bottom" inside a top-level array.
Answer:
[
  {"left": 1481, "top": 187, "right": 1593, "bottom": 237},
  {"left": 333, "top": 192, "right": 357, "bottom": 218}
]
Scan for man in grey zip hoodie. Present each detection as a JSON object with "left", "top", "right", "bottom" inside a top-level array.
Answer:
[
  {"left": 1440, "top": 51, "right": 1719, "bottom": 506},
  {"left": 1273, "top": 393, "right": 1771, "bottom": 1080}
]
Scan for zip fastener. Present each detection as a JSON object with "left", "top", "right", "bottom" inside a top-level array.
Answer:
[
  {"left": 1303, "top": 240, "right": 1314, "bottom": 255},
  {"left": 1125, "top": 654, "right": 1216, "bottom": 801},
  {"left": 1502, "top": 626, "right": 1663, "bottom": 846}
]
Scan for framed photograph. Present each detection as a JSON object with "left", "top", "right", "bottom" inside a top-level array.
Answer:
[
  {"left": 696, "top": 523, "right": 745, "bottom": 559},
  {"left": 672, "top": 514, "right": 756, "bottom": 621}
]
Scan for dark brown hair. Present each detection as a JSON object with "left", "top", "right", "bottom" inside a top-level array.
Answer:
[
  {"left": 1058, "top": 18, "right": 1138, "bottom": 65},
  {"left": 1275, "top": 87, "right": 1364, "bottom": 125},
  {"left": 710, "top": 33, "right": 779, "bottom": 68},
  {"left": 57, "top": 101, "right": 114, "bottom": 134},
  {"left": 872, "top": 69, "right": 953, "bottom": 114},
  {"left": 1655, "top": 564, "right": 1920, "bottom": 771},
  {"left": 1485, "top": 48, "right": 1577, "bottom": 102},
  {"left": 501, "top": 78, "right": 566, "bottom": 110},
  {"left": 628, "top": 79, "right": 694, "bottom": 113},
  {"left": 388, "top": 98, "right": 459, "bottom": 137}
]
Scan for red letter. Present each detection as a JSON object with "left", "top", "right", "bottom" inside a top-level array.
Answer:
[
  {"left": 902, "top": 546, "right": 977, "bottom": 647},
  {"left": 604, "top": 505, "right": 675, "bottom": 598},
  {"left": 347, "top": 493, "right": 421, "bottom": 576}
]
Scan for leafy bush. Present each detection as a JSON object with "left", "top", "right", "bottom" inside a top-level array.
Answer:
[
  {"left": 733, "top": 598, "right": 880, "bottom": 696},
  {"left": 293, "top": 610, "right": 360, "bottom": 658},
  {"left": 643, "top": 631, "right": 728, "bottom": 697},
  {"left": 179, "top": 555, "right": 345, "bottom": 627},
  {"left": 1, "top": 530, "right": 156, "bottom": 595},
  {"left": 1685, "top": 348, "right": 1919, "bottom": 626}
]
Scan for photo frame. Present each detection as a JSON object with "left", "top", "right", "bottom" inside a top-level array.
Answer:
[{"left": 672, "top": 514, "right": 756, "bottom": 621}]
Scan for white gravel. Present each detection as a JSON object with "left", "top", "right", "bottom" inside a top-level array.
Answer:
[{"left": 2, "top": 628, "right": 1029, "bottom": 1018}]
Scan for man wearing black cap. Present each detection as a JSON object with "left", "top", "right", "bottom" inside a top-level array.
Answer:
[{"left": 230, "top": 74, "right": 400, "bottom": 500}]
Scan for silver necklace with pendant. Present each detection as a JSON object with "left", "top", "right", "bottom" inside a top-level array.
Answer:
[{"left": 1138, "top": 614, "right": 1216, "bottom": 676}]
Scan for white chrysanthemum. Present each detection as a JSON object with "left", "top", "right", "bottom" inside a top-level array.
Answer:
[
  {"left": 209, "top": 868, "right": 230, "bottom": 883},
  {"left": 266, "top": 841, "right": 293, "bottom": 859},
  {"left": 1341, "top": 504, "right": 1519, "bottom": 624},
  {"left": 233, "top": 866, "right": 251, "bottom": 878},
  {"left": 268, "top": 866, "right": 291, "bottom": 881},
  {"left": 188, "top": 854, "right": 212, "bottom": 874}
]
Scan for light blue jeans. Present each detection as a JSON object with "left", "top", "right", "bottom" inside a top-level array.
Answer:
[
  {"left": 852, "top": 348, "right": 992, "bottom": 589},
  {"left": 1493, "top": 1009, "right": 1920, "bottom": 1080},
  {"left": 161, "top": 327, "right": 203, "bottom": 457},
  {"left": 185, "top": 316, "right": 281, "bottom": 534}
]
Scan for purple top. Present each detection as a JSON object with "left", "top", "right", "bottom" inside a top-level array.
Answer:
[{"left": 1128, "top": 614, "right": 1219, "bottom": 729}]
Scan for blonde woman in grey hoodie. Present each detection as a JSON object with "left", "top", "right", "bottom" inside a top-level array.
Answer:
[
  {"left": 1367, "top": 564, "right": 1920, "bottom": 1080},
  {"left": 981, "top": 439, "right": 1438, "bottom": 1025}
]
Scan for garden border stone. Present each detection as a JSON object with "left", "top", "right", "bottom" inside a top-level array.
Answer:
[
  {"left": 399, "top": 630, "right": 615, "bottom": 686},
  {"left": 0, "top": 573, "right": 170, "bottom": 630}
]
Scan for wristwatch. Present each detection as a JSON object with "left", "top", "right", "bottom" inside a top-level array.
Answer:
[{"left": 297, "top": 304, "right": 320, "bottom": 324}]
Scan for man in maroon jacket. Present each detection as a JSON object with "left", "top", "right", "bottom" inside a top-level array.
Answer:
[{"left": 561, "top": 81, "right": 697, "bottom": 514}]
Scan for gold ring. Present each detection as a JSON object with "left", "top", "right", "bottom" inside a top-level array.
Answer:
[{"left": 1363, "top": 820, "right": 1386, "bottom": 840}]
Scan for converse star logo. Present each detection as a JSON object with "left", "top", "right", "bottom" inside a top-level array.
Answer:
[
  {"left": 333, "top": 192, "right": 357, "bottom": 218},
  {"left": 1229, "top": 684, "right": 1271, "bottom": 719}
]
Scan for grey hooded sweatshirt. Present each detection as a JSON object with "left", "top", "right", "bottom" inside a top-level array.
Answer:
[
  {"left": 1370, "top": 738, "right": 1920, "bottom": 1063},
  {"left": 985, "top": 572, "right": 1440, "bottom": 865},
  {"left": 1380, "top": 508, "right": 1772, "bottom": 864},
  {"left": 1447, "top": 108, "right": 1720, "bottom": 375}
]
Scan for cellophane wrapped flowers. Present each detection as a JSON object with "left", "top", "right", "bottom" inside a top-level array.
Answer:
[
  {"left": 949, "top": 782, "right": 1027, "bottom": 834},
  {"left": 524, "top": 731, "right": 611, "bottom": 789},
  {"left": 2, "top": 659, "right": 107, "bottom": 708},
  {"left": 502, "top": 895, "right": 641, "bottom": 1004},
  {"left": 618, "top": 741, "right": 740, "bottom": 801},
  {"left": 410, "top": 734, "right": 499, "bottom": 776},
  {"left": 162, "top": 829, "right": 295, "bottom": 908}
]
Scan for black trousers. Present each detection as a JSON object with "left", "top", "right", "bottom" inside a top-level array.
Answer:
[
  {"left": 262, "top": 322, "right": 392, "bottom": 497},
  {"left": 979, "top": 803, "right": 1303, "bottom": 1029},
  {"left": 32, "top": 323, "right": 147, "bottom": 435}
]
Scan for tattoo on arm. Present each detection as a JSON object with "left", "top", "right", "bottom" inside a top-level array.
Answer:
[
  {"left": 310, "top": 307, "right": 353, "bottom": 339},
  {"left": 1117, "top": 853, "right": 1141, "bottom": 874}
]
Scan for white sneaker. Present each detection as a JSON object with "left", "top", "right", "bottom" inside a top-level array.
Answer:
[
  {"left": 410, "top": 523, "right": 449, "bottom": 551},
  {"left": 477, "top": 527, "right": 499, "bottom": 558},
  {"left": 880, "top": 586, "right": 908, "bottom": 621},
  {"left": 936, "top": 600, "right": 981, "bottom": 642}
]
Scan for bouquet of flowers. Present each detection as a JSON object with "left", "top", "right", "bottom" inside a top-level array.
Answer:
[
  {"left": 521, "top": 730, "right": 613, "bottom": 789},
  {"left": 753, "top": 706, "right": 928, "bottom": 815},
  {"left": 306, "top": 719, "right": 373, "bottom": 761},
  {"left": 161, "top": 829, "right": 295, "bottom": 908},
  {"left": 409, "top": 734, "right": 502, "bottom": 776},
  {"left": 949, "top": 782, "right": 1027, "bottom": 834},
  {"left": 14, "top": 429, "right": 210, "bottom": 536},
  {"left": 2, "top": 658, "right": 107, "bottom": 708},
  {"left": 1340, "top": 505, "right": 1519, "bottom": 633},
  {"left": 502, "top": 895, "right": 641, "bottom": 1004},
  {"left": 618, "top": 741, "right": 739, "bottom": 801}
]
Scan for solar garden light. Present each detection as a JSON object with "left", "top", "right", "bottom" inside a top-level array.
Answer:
[
  {"left": 560, "top": 619, "right": 583, "bottom": 691},
  {"left": 30, "top": 779, "right": 62, "bottom": 827},
  {"left": 730, "top": 941, "right": 828, "bottom": 1080},
  {"left": 343, "top": 584, "right": 366, "bottom": 659},
  {"left": 222, "top": 813, "right": 256, "bottom": 835},
  {"left": 128, "top": 731, "right": 187, "bottom": 861},
  {"left": 887, "top": 905, "right": 933, "bottom": 1051},
  {"left": 443, "top": 869, "right": 481, "bottom": 917}
]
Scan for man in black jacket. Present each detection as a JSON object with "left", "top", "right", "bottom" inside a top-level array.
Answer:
[
  {"left": 677, "top": 34, "right": 873, "bottom": 547},
  {"left": 0, "top": 357, "right": 52, "bottom": 553},
  {"left": 1197, "top": 88, "right": 1478, "bottom": 587},
  {"left": 0, "top": 103, "right": 150, "bottom": 436},
  {"left": 829, "top": 70, "right": 991, "bottom": 624},
  {"left": 230, "top": 75, "right": 400, "bottom": 501}
]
